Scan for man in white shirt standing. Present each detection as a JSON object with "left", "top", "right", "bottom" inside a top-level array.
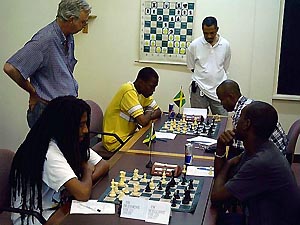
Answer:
[{"left": 186, "top": 16, "right": 231, "bottom": 115}]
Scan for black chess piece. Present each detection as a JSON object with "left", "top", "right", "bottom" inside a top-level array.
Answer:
[
  {"left": 211, "top": 118, "right": 216, "bottom": 127},
  {"left": 207, "top": 126, "right": 213, "bottom": 137},
  {"left": 171, "top": 197, "right": 177, "bottom": 207},
  {"left": 174, "top": 190, "right": 180, "bottom": 199},
  {"left": 188, "top": 179, "right": 194, "bottom": 190},
  {"left": 181, "top": 173, "right": 187, "bottom": 185},
  {"left": 169, "top": 170, "right": 176, "bottom": 187},
  {"left": 164, "top": 185, "right": 172, "bottom": 199},
  {"left": 182, "top": 190, "right": 190, "bottom": 204},
  {"left": 182, "top": 189, "right": 192, "bottom": 204},
  {"left": 206, "top": 118, "right": 210, "bottom": 125},
  {"left": 158, "top": 181, "right": 163, "bottom": 190},
  {"left": 145, "top": 182, "right": 151, "bottom": 192},
  {"left": 118, "top": 202, "right": 122, "bottom": 216},
  {"left": 200, "top": 115, "right": 204, "bottom": 124}
]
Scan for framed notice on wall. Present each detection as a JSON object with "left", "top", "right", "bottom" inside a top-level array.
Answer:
[{"left": 139, "top": 0, "right": 195, "bottom": 65}]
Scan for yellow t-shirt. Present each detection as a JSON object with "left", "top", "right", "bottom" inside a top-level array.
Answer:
[{"left": 103, "top": 82, "right": 158, "bottom": 151}]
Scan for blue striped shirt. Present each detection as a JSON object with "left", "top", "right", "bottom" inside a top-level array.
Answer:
[{"left": 7, "top": 21, "right": 78, "bottom": 101}]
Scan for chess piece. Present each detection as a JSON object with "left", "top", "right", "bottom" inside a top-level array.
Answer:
[
  {"left": 161, "top": 171, "right": 167, "bottom": 184},
  {"left": 114, "top": 182, "right": 120, "bottom": 194},
  {"left": 158, "top": 181, "right": 163, "bottom": 190},
  {"left": 188, "top": 179, "right": 194, "bottom": 190},
  {"left": 131, "top": 183, "right": 140, "bottom": 196},
  {"left": 164, "top": 185, "right": 171, "bottom": 199},
  {"left": 118, "top": 190, "right": 125, "bottom": 201},
  {"left": 145, "top": 182, "right": 151, "bottom": 192},
  {"left": 119, "top": 171, "right": 126, "bottom": 187},
  {"left": 122, "top": 184, "right": 130, "bottom": 194},
  {"left": 133, "top": 168, "right": 139, "bottom": 180},
  {"left": 181, "top": 173, "right": 187, "bottom": 185},
  {"left": 171, "top": 197, "right": 177, "bottom": 207},
  {"left": 182, "top": 165, "right": 186, "bottom": 174},
  {"left": 182, "top": 189, "right": 191, "bottom": 204},
  {"left": 109, "top": 186, "right": 116, "bottom": 197},
  {"left": 118, "top": 202, "right": 122, "bottom": 216},
  {"left": 141, "top": 172, "right": 147, "bottom": 182},
  {"left": 208, "top": 166, "right": 213, "bottom": 175},
  {"left": 174, "top": 190, "right": 180, "bottom": 199},
  {"left": 169, "top": 171, "right": 176, "bottom": 187},
  {"left": 149, "top": 178, "right": 155, "bottom": 190}
]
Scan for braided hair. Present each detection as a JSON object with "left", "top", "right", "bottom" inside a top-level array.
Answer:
[{"left": 10, "top": 96, "right": 91, "bottom": 225}]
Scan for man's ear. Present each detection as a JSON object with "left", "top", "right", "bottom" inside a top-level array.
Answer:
[{"left": 244, "top": 118, "right": 251, "bottom": 131}]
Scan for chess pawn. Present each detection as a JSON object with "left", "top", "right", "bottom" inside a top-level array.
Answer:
[
  {"left": 131, "top": 183, "right": 140, "bottom": 196},
  {"left": 161, "top": 171, "right": 167, "bottom": 184},
  {"left": 109, "top": 185, "right": 116, "bottom": 197},
  {"left": 122, "top": 184, "right": 130, "bottom": 194},
  {"left": 208, "top": 166, "right": 213, "bottom": 175},
  {"left": 114, "top": 182, "right": 120, "bottom": 194},
  {"left": 111, "top": 179, "right": 115, "bottom": 188},
  {"left": 133, "top": 168, "right": 139, "bottom": 181},
  {"left": 118, "top": 190, "right": 125, "bottom": 201},
  {"left": 149, "top": 178, "right": 155, "bottom": 190},
  {"left": 182, "top": 164, "right": 187, "bottom": 174},
  {"left": 119, "top": 171, "right": 126, "bottom": 187},
  {"left": 141, "top": 173, "right": 148, "bottom": 182}
]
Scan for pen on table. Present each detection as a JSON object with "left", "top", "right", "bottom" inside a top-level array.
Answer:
[
  {"left": 79, "top": 203, "right": 101, "bottom": 212},
  {"left": 196, "top": 167, "right": 213, "bottom": 171}
]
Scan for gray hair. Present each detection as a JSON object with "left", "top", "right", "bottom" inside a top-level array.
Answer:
[{"left": 57, "top": 0, "right": 91, "bottom": 21}]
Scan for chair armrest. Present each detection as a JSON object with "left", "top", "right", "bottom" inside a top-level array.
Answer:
[
  {"left": 1, "top": 207, "right": 47, "bottom": 224},
  {"left": 89, "top": 131, "right": 124, "bottom": 145}
]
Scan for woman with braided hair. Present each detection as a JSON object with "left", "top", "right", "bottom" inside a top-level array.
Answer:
[{"left": 10, "top": 96, "right": 109, "bottom": 225}]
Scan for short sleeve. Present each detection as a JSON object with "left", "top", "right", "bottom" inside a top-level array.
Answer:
[
  {"left": 121, "top": 90, "right": 144, "bottom": 118},
  {"left": 7, "top": 40, "right": 44, "bottom": 79},
  {"left": 43, "top": 141, "right": 77, "bottom": 192},
  {"left": 88, "top": 148, "right": 102, "bottom": 165}
]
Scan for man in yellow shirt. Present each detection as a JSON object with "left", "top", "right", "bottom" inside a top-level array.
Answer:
[{"left": 103, "top": 67, "right": 162, "bottom": 152}]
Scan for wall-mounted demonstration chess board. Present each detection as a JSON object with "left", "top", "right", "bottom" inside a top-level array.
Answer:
[{"left": 98, "top": 171, "right": 204, "bottom": 213}]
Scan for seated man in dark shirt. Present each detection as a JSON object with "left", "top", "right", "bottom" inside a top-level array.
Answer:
[{"left": 211, "top": 101, "right": 300, "bottom": 225}]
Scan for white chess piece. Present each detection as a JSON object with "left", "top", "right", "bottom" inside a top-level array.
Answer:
[
  {"left": 131, "top": 183, "right": 140, "bottom": 196},
  {"left": 119, "top": 171, "right": 126, "bottom": 187},
  {"left": 122, "top": 184, "right": 130, "bottom": 194},
  {"left": 114, "top": 182, "right": 119, "bottom": 194},
  {"left": 133, "top": 168, "right": 139, "bottom": 181},
  {"left": 118, "top": 190, "right": 125, "bottom": 201},
  {"left": 141, "top": 173, "right": 147, "bottom": 182},
  {"left": 109, "top": 180, "right": 116, "bottom": 197},
  {"left": 161, "top": 171, "right": 167, "bottom": 184},
  {"left": 149, "top": 178, "right": 155, "bottom": 190},
  {"left": 182, "top": 165, "right": 186, "bottom": 174}
]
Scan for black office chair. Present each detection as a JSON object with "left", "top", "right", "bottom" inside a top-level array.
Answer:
[
  {"left": 286, "top": 119, "right": 300, "bottom": 165},
  {"left": 85, "top": 100, "right": 125, "bottom": 160},
  {"left": 0, "top": 149, "right": 46, "bottom": 225}
]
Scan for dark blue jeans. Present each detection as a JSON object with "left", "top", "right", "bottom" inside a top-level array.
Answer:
[{"left": 27, "top": 101, "right": 48, "bottom": 128}]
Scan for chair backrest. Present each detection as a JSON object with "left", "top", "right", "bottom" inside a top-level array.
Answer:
[
  {"left": 286, "top": 119, "right": 300, "bottom": 164},
  {"left": 86, "top": 100, "right": 104, "bottom": 139},
  {"left": 0, "top": 149, "right": 15, "bottom": 210}
]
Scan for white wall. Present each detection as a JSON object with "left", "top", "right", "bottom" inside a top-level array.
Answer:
[{"left": 1, "top": 0, "right": 299, "bottom": 153}]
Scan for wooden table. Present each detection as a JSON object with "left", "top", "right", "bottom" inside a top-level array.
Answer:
[{"left": 46, "top": 114, "right": 230, "bottom": 225}]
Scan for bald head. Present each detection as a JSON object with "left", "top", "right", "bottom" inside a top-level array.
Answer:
[{"left": 216, "top": 80, "right": 242, "bottom": 112}]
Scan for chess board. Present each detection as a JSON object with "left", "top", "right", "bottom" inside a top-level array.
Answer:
[
  {"left": 140, "top": 0, "right": 195, "bottom": 64},
  {"left": 98, "top": 172, "right": 204, "bottom": 213},
  {"left": 158, "top": 117, "right": 220, "bottom": 138}
]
